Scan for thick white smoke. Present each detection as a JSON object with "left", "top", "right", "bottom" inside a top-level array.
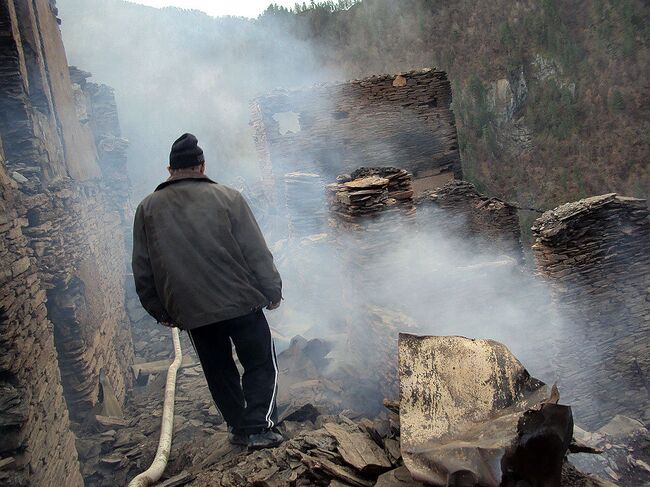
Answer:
[
  {"left": 57, "top": 0, "right": 341, "bottom": 198},
  {"left": 58, "top": 0, "right": 567, "bottom": 411}
]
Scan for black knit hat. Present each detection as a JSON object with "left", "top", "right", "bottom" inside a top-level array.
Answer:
[{"left": 169, "top": 133, "right": 204, "bottom": 169}]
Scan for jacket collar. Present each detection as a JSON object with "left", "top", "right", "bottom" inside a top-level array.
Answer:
[{"left": 154, "top": 172, "right": 217, "bottom": 191}]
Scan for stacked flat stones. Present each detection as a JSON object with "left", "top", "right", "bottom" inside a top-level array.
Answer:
[
  {"left": 328, "top": 174, "right": 390, "bottom": 221},
  {"left": 532, "top": 193, "right": 650, "bottom": 428},
  {"left": 327, "top": 167, "right": 416, "bottom": 276},
  {"left": 326, "top": 169, "right": 417, "bottom": 401},
  {"left": 415, "top": 180, "right": 523, "bottom": 261},
  {"left": 350, "top": 167, "right": 415, "bottom": 207},
  {"left": 284, "top": 171, "right": 327, "bottom": 238},
  {"left": 328, "top": 167, "right": 416, "bottom": 224}
]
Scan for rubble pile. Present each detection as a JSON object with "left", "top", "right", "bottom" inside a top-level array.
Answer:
[
  {"left": 66, "top": 328, "right": 650, "bottom": 487},
  {"left": 532, "top": 194, "right": 650, "bottom": 427},
  {"left": 274, "top": 336, "right": 345, "bottom": 416},
  {"left": 416, "top": 180, "right": 523, "bottom": 261},
  {"left": 274, "top": 328, "right": 408, "bottom": 418},
  {"left": 189, "top": 410, "right": 402, "bottom": 487},
  {"left": 570, "top": 415, "right": 650, "bottom": 484},
  {"left": 276, "top": 309, "right": 418, "bottom": 418},
  {"left": 73, "top": 340, "right": 219, "bottom": 487},
  {"left": 133, "top": 334, "right": 630, "bottom": 487},
  {"left": 182, "top": 407, "right": 627, "bottom": 487},
  {"left": 284, "top": 171, "right": 327, "bottom": 238},
  {"left": 338, "top": 307, "right": 417, "bottom": 411},
  {"left": 349, "top": 167, "right": 415, "bottom": 209}
]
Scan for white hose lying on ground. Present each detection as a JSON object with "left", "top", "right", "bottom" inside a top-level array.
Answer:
[{"left": 128, "top": 327, "right": 183, "bottom": 487}]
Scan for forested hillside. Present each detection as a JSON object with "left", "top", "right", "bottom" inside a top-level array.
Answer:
[
  {"left": 265, "top": 0, "right": 649, "bottom": 211},
  {"left": 58, "top": 0, "right": 648, "bottom": 213}
]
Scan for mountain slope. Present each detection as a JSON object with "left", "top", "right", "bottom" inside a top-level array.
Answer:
[
  {"left": 276, "top": 0, "right": 649, "bottom": 211},
  {"left": 57, "top": 0, "right": 649, "bottom": 212}
]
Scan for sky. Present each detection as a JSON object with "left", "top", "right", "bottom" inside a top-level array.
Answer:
[{"left": 126, "top": 0, "right": 298, "bottom": 18}]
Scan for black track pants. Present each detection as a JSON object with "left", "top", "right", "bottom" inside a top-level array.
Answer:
[{"left": 188, "top": 309, "right": 278, "bottom": 433}]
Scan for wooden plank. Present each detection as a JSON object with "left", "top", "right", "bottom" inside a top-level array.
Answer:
[
  {"left": 158, "top": 471, "right": 195, "bottom": 487},
  {"left": 131, "top": 356, "right": 197, "bottom": 378}
]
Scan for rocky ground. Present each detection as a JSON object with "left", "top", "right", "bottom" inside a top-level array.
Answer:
[
  {"left": 75, "top": 326, "right": 650, "bottom": 487},
  {"left": 569, "top": 416, "right": 650, "bottom": 485}
]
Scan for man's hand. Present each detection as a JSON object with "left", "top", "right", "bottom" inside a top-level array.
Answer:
[{"left": 266, "top": 301, "right": 281, "bottom": 311}]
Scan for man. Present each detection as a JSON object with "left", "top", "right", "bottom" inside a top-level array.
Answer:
[{"left": 132, "top": 133, "right": 284, "bottom": 449}]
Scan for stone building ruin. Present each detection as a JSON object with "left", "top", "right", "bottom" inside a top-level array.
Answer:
[
  {"left": 252, "top": 67, "right": 649, "bottom": 433},
  {"left": 0, "top": 2, "right": 134, "bottom": 485},
  {"left": 0, "top": 2, "right": 648, "bottom": 483},
  {"left": 533, "top": 194, "right": 650, "bottom": 427},
  {"left": 251, "top": 68, "right": 462, "bottom": 208},
  {"left": 250, "top": 68, "right": 540, "bottom": 419}
]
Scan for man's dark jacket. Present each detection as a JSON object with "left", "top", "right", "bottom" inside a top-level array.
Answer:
[{"left": 132, "top": 173, "right": 282, "bottom": 330}]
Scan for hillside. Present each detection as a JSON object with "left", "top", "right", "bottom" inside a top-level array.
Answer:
[
  {"left": 270, "top": 0, "right": 649, "bottom": 211},
  {"left": 58, "top": 0, "right": 649, "bottom": 212}
]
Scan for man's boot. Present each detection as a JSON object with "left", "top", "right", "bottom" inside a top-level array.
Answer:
[
  {"left": 228, "top": 426, "right": 248, "bottom": 446},
  {"left": 247, "top": 429, "right": 284, "bottom": 450}
]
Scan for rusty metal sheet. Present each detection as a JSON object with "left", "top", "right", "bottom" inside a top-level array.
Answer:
[{"left": 398, "top": 333, "right": 572, "bottom": 486}]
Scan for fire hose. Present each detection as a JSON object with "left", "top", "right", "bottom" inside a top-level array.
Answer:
[{"left": 128, "top": 327, "right": 182, "bottom": 487}]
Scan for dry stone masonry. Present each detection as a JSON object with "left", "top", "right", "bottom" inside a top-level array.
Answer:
[
  {"left": 325, "top": 169, "right": 418, "bottom": 405},
  {"left": 251, "top": 68, "right": 462, "bottom": 211},
  {"left": 416, "top": 179, "right": 524, "bottom": 262},
  {"left": 532, "top": 194, "right": 650, "bottom": 428},
  {"left": 0, "top": 1, "right": 135, "bottom": 484},
  {"left": 0, "top": 147, "right": 84, "bottom": 487}
]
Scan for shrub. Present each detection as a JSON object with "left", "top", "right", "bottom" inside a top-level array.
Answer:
[
  {"left": 526, "top": 79, "right": 578, "bottom": 140},
  {"left": 610, "top": 90, "right": 626, "bottom": 111}
]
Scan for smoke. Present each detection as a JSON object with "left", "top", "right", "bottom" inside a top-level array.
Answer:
[
  {"left": 259, "top": 188, "right": 569, "bottom": 417},
  {"left": 58, "top": 0, "right": 567, "bottom": 410},
  {"left": 57, "top": 0, "right": 340, "bottom": 198},
  {"left": 269, "top": 204, "right": 564, "bottom": 384}
]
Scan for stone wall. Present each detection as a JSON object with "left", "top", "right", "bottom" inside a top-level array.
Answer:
[
  {"left": 68, "top": 67, "right": 177, "bottom": 365},
  {"left": 21, "top": 177, "right": 134, "bottom": 418},
  {"left": 325, "top": 169, "right": 418, "bottom": 407},
  {"left": 416, "top": 180, "right": 524, "bottom": 262},
  {"left": 251, "top": 68, "right": 462, "bottom": 209},
  {"left": 532, "top": 194, "right": 650, "bottom": 427},
  {"left": 0, "top": 0, "right": 67, "bottom": 183},
  {"left": 0, "top": 144, "right": 84, "bottom": 487},
  {"left": 0, "top": 1, "right": 134, "bottom": 483}
]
